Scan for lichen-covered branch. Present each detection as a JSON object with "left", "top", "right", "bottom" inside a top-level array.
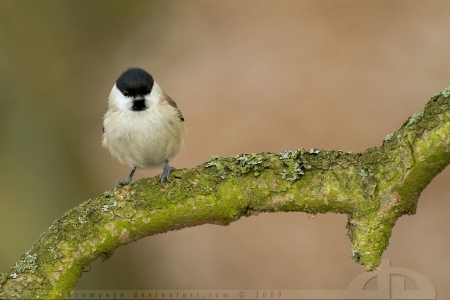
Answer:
[{"left": 2, "top": 88, "right": 450, "bottom": 299}]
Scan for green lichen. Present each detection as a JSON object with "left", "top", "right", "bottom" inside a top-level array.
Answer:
[
  {"left": 101, "top": 200, "right": 117, "bottom": 212},
  {"left": 277, "top": 149, "right": 310, "bottom": 183},
  {"left": 205, "top": 150, "right": 313, "bottom": 184},
  {"left": 406, "top": 111, "right": 424, "bottom": 127},
  {"left": 384, "top": 133, "right": 393, "bottom": 141},
  {"left": 308, "top": 148, "right": 321, "bottom": 154},
  {"left": 205, "top": 153, "right": 268, "bottom": 179},
  {"left": 442, "top": 86, "right": 450, "bottom": 98},
  {"left": 11, "top": 250, "right": 38, "bottom": 275},
  {"left": 358, "top": 169, "right": 374, "bottom": 180}
]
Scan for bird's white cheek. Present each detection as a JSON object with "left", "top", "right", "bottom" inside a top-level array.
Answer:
[
  {"left": 116, "top": 95, "right": 132, "bottom": 111},
  {"left": 109, "top": 85, "right": 132, "bottom": 111}
]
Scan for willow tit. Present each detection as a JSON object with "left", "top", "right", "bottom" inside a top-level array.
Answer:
[{"left": 102, "top": 68, "right": 185, "bottom": 186}]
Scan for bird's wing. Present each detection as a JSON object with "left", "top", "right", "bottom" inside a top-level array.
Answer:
[{"left": 164, "top": 94, "right": 185, "bottom": 121}]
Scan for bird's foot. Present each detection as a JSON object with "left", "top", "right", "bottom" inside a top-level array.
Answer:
[
  {"left": 116, "top": 167, "right": 137, "bottom": 187},
  {"left": 160, "top": 161, "right": 176, "bottom": 185},
  {"left": 116, "top": 178, "right": 132, "bottom": 187}
]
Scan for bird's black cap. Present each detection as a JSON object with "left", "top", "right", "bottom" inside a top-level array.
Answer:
[{"left": 116, "top": 68, "right": 154, "bottom": 98}]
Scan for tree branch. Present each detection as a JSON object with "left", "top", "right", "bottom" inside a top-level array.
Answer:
[{"left": 2, "top": 88, "right": 450, "bottom": 299}]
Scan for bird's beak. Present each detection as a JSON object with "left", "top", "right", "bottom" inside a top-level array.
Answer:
[{"left": 134, "top": 95, "right": 144, "bottom": 101}]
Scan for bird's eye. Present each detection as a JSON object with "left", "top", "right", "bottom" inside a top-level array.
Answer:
[{"left": 123, "top": 90, "right": 129, "bottom": 96}]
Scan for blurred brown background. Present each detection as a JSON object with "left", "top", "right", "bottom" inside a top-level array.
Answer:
[{"left": 1, "top": 0, "right": 449, "bottom": 297}]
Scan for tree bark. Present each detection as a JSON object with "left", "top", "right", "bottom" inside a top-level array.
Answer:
[{"left": 1, "top": 88, "right": 450, "bottom": 299}]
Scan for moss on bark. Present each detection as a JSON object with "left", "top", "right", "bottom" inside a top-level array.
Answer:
[{"left": 2, "top": 88, "right": 450, "bottom": 299}]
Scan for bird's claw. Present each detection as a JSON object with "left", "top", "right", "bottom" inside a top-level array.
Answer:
[
  {"left": 160, "top": 162, "right": 176, "bottom": 185},
  {"left": 116, "top": 178, "right": 131, "bottom": 187},
  {"left": 116, "top": 167, "right": 136, "bottom": 187}
]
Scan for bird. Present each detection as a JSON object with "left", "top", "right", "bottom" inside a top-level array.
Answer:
[{"left": 102, "top": 68, "right": 185, "bottom": 186}]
